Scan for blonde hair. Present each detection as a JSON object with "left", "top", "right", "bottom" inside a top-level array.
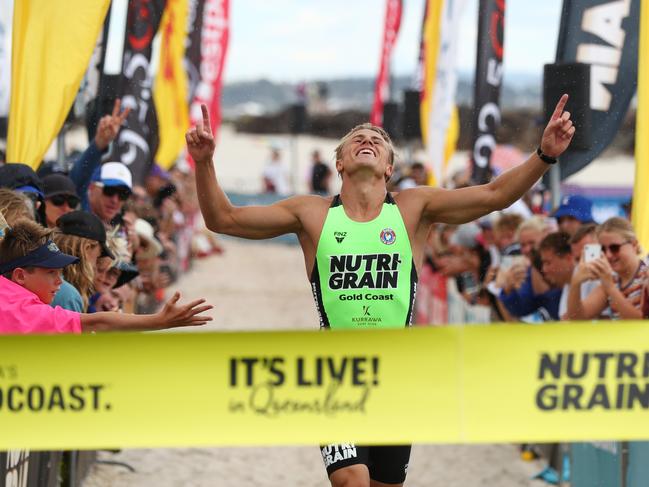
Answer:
[
  {"left": 52, "top": 230, "right": 97, "bottom": 309},
  {"left": 334, "top": 123, "right": 396, "bottom": 171},
  {"left": 0, "top": 188, "right": 33, "bottom": 226},
  {"left": 516, "top": 215, "right": 549, "bottom": 239},
  {"left": 597, "top": 217, "right": 641, "bottom": 255},
  {"left": 493, "top": 213, "right": 524, "bottom": 234}
]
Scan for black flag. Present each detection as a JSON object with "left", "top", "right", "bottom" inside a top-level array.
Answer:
[
  {"left": 98, "top": 0, "right": 166, "bottom": 185},
  {"left": 470, "top": 0, "right": 506, "bottom": 185},
  {"left": 552, "top": 0, "right": 640, "bottom": 180},
  {"left": 184, "top": 0, "right": 205, "bottom": 102}
]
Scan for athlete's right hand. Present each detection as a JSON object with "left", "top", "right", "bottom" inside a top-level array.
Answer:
[{"left": 186, "top": 104, "right": 216, "bottom": 164}]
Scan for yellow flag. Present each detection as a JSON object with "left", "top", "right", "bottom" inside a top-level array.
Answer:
[
  {"left": 419, "top": 0, "right": 444, "bottom": 150},
  {"left": 633, "top": 0, "right": 649, "bottom": 251},
  {"left": 154, "top": 0, "right": 190, "bottom": 169},
  {"left": 7, "top": 0, "right": 110, "bottom": 169}
]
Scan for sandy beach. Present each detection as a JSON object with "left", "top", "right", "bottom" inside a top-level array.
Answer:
[{"left": 83, "top": 237, "right": 548, "bottom": 487}]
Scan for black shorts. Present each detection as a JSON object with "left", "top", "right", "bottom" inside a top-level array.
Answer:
[{"left": 320, "top": 443, "right": 412, "bottom": 484}]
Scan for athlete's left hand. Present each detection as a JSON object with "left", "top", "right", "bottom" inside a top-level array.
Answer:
[{"left": 540, "top": 94, "right": 576, "bottom": 158}]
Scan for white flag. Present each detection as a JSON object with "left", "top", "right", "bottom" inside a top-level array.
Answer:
[{"left": 0, "top": 0, "right": 13, "bottom": 118}]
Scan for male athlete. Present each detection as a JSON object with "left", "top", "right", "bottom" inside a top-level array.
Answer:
[{"left": 186, "top": 95, "right": 575, "bottom": 487}]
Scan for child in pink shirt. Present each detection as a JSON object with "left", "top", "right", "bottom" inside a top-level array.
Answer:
[{"left": 0, "top": 219, "right": 212, "bottom": 334}]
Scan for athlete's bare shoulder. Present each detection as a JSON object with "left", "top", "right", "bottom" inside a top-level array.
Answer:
[
  {"left": 393, "top": 186, "right": 445, "bottom": 217},
  {"left": 278, "top": 193, "right": 333, "bottom": 214},
  {"left": 278, "top": 193, "right": 333, "bottom": 236}
]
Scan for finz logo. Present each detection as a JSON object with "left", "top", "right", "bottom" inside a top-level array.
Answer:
[
  {"left": 380, "top": 228, "right": 396, "bottom": 245},
  {"left": 334, "top": 231, "right": 347, "bottom": 243}
]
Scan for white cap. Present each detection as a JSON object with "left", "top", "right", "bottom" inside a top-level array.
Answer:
[
  {"left": 134, "top": 218, "right": 163, "bottom": 259},
  {"left": 92, "top": 162, "right": 133, "bottom": 189}
]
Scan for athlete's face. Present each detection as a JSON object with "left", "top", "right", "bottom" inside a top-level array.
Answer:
[{"left": 337, "top": 129, "right": 393, "bottom": 181}]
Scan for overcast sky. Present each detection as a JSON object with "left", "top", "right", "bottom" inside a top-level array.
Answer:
[{"left": 224, "top": 0, "right": 563, "bottom": 83}]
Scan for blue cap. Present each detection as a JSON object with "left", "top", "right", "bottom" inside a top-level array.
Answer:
[
  {"left": 0, "top": 240, "right": 79, "bottom": 274},
  {"left": 553, "top": 195, "right": 594, "bottom": 223},
  {"left": 15, "top": 185, "right": 45, "bottom": 199}
]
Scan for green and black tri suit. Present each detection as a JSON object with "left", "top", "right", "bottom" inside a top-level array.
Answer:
[
  {"left": 312, "top": 193, "right": 418, "bottom": 482},
  {"left": 310, "top": 193, "right": 418, "bottom": 329}
]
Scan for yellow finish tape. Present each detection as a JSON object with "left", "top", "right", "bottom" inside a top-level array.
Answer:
[{"left": 2, "top": 322, "right": 649, "bottom": 450}]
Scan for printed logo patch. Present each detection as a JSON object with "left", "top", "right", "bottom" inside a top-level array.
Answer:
[
  {"left": 334, "top": 231, "right": 347, "bottom": 243},
  {"left": 47, "top": 241, "right": 60, "bottom": 252},
  {"left": 380, "top": 228, "right": 396, "bottom": 245}
]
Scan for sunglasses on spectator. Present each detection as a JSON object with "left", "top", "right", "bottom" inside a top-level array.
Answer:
[
  {"left": 601, "top": 242, "right": 631, "bottom": 255},
  {"left": 49, "top": 194, "right": 80, "bottom": 208},
  {"left": 101, "top": 186, "right": 131, "bottom": 201}
]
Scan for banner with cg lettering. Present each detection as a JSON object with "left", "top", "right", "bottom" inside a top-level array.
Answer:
[{"left": 553, "top": 0, "right": 640, "bottom": 181}]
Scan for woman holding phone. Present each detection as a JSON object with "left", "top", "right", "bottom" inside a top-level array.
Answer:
[{"left": 567, "top": 217, "right": 646, "bottom": 320}]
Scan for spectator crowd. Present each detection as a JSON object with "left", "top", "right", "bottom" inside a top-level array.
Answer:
[
  {"left": 415, "top": 188, "right": 649, "bottom": 325},
  {"left": 0, "top": 100, "right": 220, "bottom": 333}
]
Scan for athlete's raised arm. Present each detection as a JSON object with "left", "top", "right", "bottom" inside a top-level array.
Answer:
[
  {"left": 187, "top": 104, "right": 305, "bottom": 239},
  {"left": 417, "top": 94, "right": 575, "bottom": 224}
]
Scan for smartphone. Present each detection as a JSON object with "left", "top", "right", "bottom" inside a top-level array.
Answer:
[
  {"left": 501, "top": 255, "right": 526, "bottom": 270},
  {"left": 460, "top": 272, "right": 480, "bottom": 295},
  {"left": 500, "top": 255, "right": 515, "bottom": 270},
  {"left": 584, "top": 243, "right": 602, "bottom": 262}
]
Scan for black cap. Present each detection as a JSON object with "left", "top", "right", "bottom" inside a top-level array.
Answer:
[
  {"left": 0, "top": 163, "right": 43, "bottom": 193},
  {"left": 56, "top": 210, "right": 114, "bottom": 259},
  {"left": 37, "top": 160, "right": 68, "bottom": 178},
  {"left": 113, "top": 261, "right": 139, "bottom": 289},
  {"left": 43, "top": 174, "right": 78, "bottom": 199}
]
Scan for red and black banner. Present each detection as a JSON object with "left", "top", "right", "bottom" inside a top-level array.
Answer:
[
  {"left": 553, "top": 0, "right": 640, "bottom": 180},
  {"left": 98, "top": 0, "right": 166, "bottom": 184},
  {"left": 470, "top": 0, "right": 505, "bottom": 184},
  {"left": 370, "top": 0, "right": 403, "bottom": 127},
  {"left": 186, "top": 0, "right": 229, "bottom": 167}
]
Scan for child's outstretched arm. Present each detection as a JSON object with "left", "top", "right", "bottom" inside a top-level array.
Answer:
[{"left": 80, "top": 292, "right": 213, "bottom": 332}]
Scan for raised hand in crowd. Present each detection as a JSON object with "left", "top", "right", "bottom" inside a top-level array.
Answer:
[
  {"left": 495, "top": 261, "right": 527, "bottom": 294},
  {"left": 186, "top": 104, "right": 216, "bottom": 164},
  {"left": 157, "top": 292, "right": 212, "bottom": 328},
  {"left": 81, "top": 291, "right": 212, "bottom": 332},
  {"left": 587, "top": 256, "right": 616, "bottom": 290},
  {"left": 571, "top": 253, "right": 598, "bottom": 287},
  {"left": 94, "top": 99, "right": 131, "bottom": 150}
]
